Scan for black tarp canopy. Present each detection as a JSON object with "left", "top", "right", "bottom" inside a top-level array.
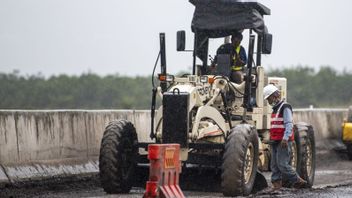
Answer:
[
  {"left": 188, "top": 0, "right": 271, "bottom": 73},
  {"left": 190, "top": 0, "right": 270, "bottom": 37}
]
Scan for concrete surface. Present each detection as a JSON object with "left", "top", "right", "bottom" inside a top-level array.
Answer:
[
  {"left": 3, "top": 159, "right": 98, "bottom": 181},
  {"left": 1, "top": 149, "right": 352, "bottom": 198},
  {"left": 0, "top": 108, "right": 348, "bottom": 185},
  {"left": 0, "top": 165, "right": 9, "bottom": 186}
]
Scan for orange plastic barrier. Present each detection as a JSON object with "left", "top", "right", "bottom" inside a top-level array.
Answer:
[{"left": 143, "top": 144, "right": 185, "bottom": 198}]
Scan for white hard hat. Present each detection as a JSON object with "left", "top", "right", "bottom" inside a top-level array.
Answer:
[{"left": 263, "top": 84, "right": 278, "bottom": 100}]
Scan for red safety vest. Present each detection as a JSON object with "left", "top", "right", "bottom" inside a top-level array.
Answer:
[{"left": 270, "top": 102, "right": 294, "bottom": 141}]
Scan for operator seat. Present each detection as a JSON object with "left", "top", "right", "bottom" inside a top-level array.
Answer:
[
  {"left": 214, "top": 43, "right": 234, "bottom": 78},
  {"left": 214, "top": 43, "right": 244, "bottom": 84}
]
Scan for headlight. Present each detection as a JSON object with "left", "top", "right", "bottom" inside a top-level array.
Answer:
[
  {"left": 200, "top": 76, "right": 214, "bottom": 84},
  {"left": 200, "top": 76, "right": 208, "bottom": 83},
  {"left": 159, "top": 74, "right": 174, "bottom": 82},
  {"left": 166, "top": 75, "right": 175, "bottom": 82},
  {"left": 188, "top": 75, "right": 197, "bottom": 82}
]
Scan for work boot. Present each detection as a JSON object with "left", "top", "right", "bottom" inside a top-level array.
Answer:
[
  {"left": 271, "top": 180, "right": 282, "bottom": 191},
  {"left": 293, "top": 176, "right": 307, "bottom": 189}
]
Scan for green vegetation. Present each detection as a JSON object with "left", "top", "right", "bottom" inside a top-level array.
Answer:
[
  {"left": 269, "top": 66, "right": 352, "bottom": 108},
  {"left": 0, "top": 66, "right": 351, "bottom": 109},
  {"left": 0, "top": 71, "right": 152, "bottom": 109}
]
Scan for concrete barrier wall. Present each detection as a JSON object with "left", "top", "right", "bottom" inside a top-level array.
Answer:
[
  {"left": 0, "top": 110, "right": 144, "bottom": 164},
  {"left": 294, "top": 109, "right": 347, "bottom": 139},
  {"left": 294, "top": 108, "right": 347, "bottom": 149},
  {"left": 0, "top": 108, "right": 348, "bottom": 185},
  {"left": 0, "top": 110, "right": 153, "bottom": 186}
]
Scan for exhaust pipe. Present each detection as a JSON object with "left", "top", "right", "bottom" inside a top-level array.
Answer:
[{"left": 159, "top": 33, "right": 167, "bottom": 93}]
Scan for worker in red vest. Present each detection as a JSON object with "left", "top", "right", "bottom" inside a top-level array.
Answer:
[{"left": 263, "top": 84, "right": 307, "bottom": 190}]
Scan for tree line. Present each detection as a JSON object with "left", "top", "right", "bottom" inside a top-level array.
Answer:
[
  {"left": 0, "top": 66, "right": 351, "bottom": 109},
  {"left": 0, "top": 71, "right": 152, "bottom": 109},
  {"left": 269, "top": 66, "right": 352, "bottom": 108}
]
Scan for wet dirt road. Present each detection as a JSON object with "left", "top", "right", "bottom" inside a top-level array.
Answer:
[{"left": 1, "top": 149, "right": 352, "bottom": 198}]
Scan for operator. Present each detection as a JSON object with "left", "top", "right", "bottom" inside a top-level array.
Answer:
[
  {"left": 263, "top": 84, "right": 307, "bottom": 191},
  {"left": 229, "top": 31, "right": 247, "bottom": 84},
  {"left": 210, "top": 31, "right": 247, "bottom": 83}
]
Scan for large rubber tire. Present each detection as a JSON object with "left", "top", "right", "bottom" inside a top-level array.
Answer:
[
  {"left": 99, "top": 120, "right": 138, "bottom": 194},
  {"left": 294, "top": 123, "right": 316, "bottom": 188},
  {"left": 221, "top": 124, "right": 259, "bottom": 196}
]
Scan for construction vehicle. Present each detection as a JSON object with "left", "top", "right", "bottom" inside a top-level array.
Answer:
[
  {"left": 342, "top": 106, "right": 352, "bottom": 160},
  {"left": 98, "top": 0, "right": 316, "bottom": 196}
]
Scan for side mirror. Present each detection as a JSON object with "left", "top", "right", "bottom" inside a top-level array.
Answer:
[
  {"left": 262, "top": 33, "right": 273, "bottom": 54},
  {"left": 177, "top": 30, "right": 186, "bottom": 51}
]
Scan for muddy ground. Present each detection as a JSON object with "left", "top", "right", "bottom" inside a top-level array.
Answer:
[{"left": 1, "top": 149, "right": 351, "bottom": 198}]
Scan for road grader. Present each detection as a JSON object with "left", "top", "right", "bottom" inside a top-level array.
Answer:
[{"left": 99, "top": 0, "right": 316, "bottom": 196}]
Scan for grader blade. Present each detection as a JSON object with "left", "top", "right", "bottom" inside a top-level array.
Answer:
[{"left": 252, "top": 170, "right": 268, "bottom": 193}]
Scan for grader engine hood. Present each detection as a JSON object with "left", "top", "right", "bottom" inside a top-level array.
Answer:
[
  {"left": 162, "top": 92, "right": 190, "bottom": 148},
  {"left": 161, "top": 81, "right": 214, "bottom": 149}
]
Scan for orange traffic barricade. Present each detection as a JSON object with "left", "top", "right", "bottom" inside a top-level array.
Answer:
[{"left": 143, "top": 144, "right": 185, "bottom": 198}]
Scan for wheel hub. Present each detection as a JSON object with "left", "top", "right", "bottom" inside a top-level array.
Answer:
[
  {"left": 244, "top": 143, "right": 254, "bottom": 184},
  {"left": 291, "top": 142, "right": 297, "bottom": 170},
  {"left": 306, "top": 142, "right": 313, "bottom": 177}
]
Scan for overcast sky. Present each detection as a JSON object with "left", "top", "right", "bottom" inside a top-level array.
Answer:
[{"left": 1, "top": 0, "right": 352, "bottom": 77}]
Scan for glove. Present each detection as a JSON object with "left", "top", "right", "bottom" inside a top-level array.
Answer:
[{"left": 280, "top": 139, "right": 288, "bottom": 148}]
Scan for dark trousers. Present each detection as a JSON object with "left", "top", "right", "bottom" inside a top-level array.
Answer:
[{"left": 271, "top": 141, "right": 299, "bottom": 184}]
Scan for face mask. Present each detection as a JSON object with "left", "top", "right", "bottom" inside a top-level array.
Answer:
[
  {"left": 269, "top": 99, "right": 278, "bottom": 106},
  {"left": 269, "top": 101, "right": 277, "bottom": 106}
]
